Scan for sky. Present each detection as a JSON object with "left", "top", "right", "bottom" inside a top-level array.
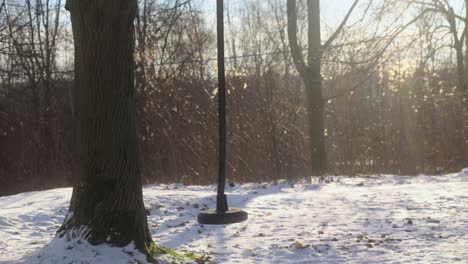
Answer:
[
  {"left": 202, "top": 0, "right": 465, "bottom": 28},
  {"left": 202, "top": 0, "right": 357, "bottom": 26},
  {"left": 199, "top": 0, "right": 466, "bottom": 54}
]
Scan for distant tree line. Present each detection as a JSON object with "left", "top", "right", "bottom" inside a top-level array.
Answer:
[{"left": 0, "top": 0, "right": 466, "bottom": 196}]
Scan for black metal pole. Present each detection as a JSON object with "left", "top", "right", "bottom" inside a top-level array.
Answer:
[
  {"left": 216, "top": 0, "right": 228, "bottom": 214},
  {"left": 198, "top": 0, "right": 247, "bottom": 224}
]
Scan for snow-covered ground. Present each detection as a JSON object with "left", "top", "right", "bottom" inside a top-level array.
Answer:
[{"left": 1, "top": 169, "right": 467, "bottom": 263}]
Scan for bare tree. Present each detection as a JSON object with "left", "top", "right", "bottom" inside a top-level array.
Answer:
[
  {"left": 410, "top": 0, "right": 467, "bottom": 162},
  {"left": 287, "top": 0, "right": 359, "bottom": 175}
]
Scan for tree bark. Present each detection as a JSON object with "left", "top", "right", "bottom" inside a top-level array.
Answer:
[
  {"left": 306, "top": 0, "right": 327, "bottom": 175},
  {"left": 464, "top": 0, "right": 468, "bottom": 162},
  {"left": 287, "top": 0, "right": 327, "bottom": 175},
  {"left": 59, "top": 0, "right": 153, "bottom": 257},
  {"left": 465, "top": 0, "right": 468, "bottom": 91}
]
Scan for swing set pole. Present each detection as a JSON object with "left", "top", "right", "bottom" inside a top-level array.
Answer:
[
  {"left": 216, "top": 0, "right": 228, "bottom": 214},
  {"left": 197, "top": 0, "right": 247, "bottom": 225}
]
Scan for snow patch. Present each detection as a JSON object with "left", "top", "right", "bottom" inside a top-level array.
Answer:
[
  {"left": 16, "top": 233, "right": 148, "bottom": 264},
  {"left": 1, "top": 169, "right": 467, "bottom": 263}
]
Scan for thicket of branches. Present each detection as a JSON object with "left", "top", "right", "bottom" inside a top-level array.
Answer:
[{"left": 0, "top": 0, "right": 466, "bottom": 196}]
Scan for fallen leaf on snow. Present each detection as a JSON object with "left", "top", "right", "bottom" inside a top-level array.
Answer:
[{"left": 292, "top": 241, "right": 310, "bottom": 249}]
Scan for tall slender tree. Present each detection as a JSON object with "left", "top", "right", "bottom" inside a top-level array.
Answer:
[
  {"left": 59, "top": 0, "right": 153, "bottom": 258},
  {"left": 287, "top": 0, "right": 358, "bottom": 175}
]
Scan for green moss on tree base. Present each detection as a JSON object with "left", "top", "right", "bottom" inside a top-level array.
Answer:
[{"left": 145, "top": 242, "right": 209, "bottom": 263}]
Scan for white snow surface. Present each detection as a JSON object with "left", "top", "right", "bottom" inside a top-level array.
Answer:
[{"left": 1, "top": 169, "right": 467, "bottom": 263}]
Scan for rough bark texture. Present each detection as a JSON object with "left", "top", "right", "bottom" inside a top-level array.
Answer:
[
  {"left": 59, "top": 0, "right": 153, "bottom": 257},
  {"left": 464, "top": 1, "right": 468, "bottom": 93},
  {"left": 287, "top": 0, "right": 327, "bottom": 175},
  {"left": 465, "top": 0, "right": 468, "bottom": 161}
]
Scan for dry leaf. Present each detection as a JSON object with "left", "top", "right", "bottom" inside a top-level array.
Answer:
[{"left": 293, "top": 241, "right": 310, "bottom": 249}]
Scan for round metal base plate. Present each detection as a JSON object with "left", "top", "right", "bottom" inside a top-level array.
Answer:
[{"left": 198, "top": 208, "right": 248, "bottom": 225}]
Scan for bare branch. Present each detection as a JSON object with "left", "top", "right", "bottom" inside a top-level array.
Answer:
[
  {"left": 287, "top": 0, "right": 307, "bottom": 77},
  {"left": 322, "top": 0, "right": 359, "bottom": 51}
]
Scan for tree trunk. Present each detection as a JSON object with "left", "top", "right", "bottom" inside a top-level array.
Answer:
[
  {"left": 59, "top": 0, "right": 153, "bottom": 257},
  {"left": 453, "top": 41, "right": 467, "bottom": 166},
  {"left": 306, "top": 0, "right": 327, "bottom": 175},
  {"left": 455, "top": 42, "right": 465, "bottom": 94},
  {"left": 464, "top": 0, "right": 468, "bottom": 163},
  {"left": 287, "top": 0, "right": 327, "bottom": 175},
  {"left": 465, "top": 0, "right": 468, "bottom": 93},
  {"left": 304, "top": 74, "right": 327, "bottom": 175},
  {"left": 265, "top": 70, "right": 281, "bottom": 179}
]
